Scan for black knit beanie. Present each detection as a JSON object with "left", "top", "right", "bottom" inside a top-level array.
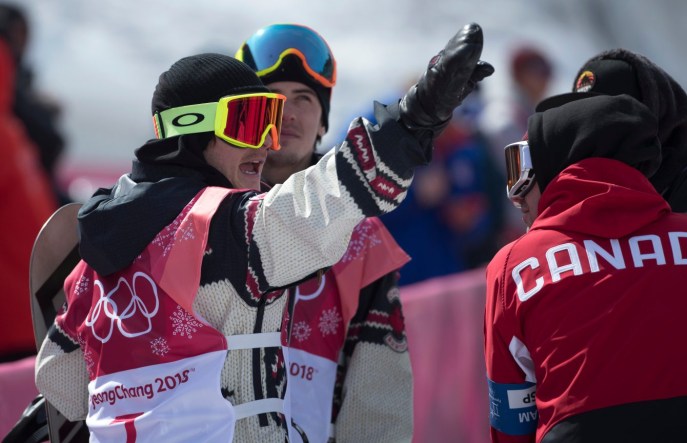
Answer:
[
  {"left": 151, "top": 53, "right": 269, "bottom": 114},
  {"left": 135, "top": 54, "right": 269, "bottom": 184},
  {"left": 528, "top": 94, "right": 661, "bottom": 194},
  {"left": 535, "top": 49, "right": 687, "bottom": 209}
]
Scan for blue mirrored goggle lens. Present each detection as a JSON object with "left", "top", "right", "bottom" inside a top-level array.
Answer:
[{"left": 243, "top": 24, "right": 335, "bottom": 80}]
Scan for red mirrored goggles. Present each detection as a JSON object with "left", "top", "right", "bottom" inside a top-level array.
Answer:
[{"left": 153, "top": 93, "right": 286, "bottom": 150}]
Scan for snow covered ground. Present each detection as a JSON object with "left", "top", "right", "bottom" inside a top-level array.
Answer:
[{"left": 17, "top": 0, "right": 687, "bottom": 188}]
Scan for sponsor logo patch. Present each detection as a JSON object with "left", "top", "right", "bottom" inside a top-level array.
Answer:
[{"left": 575, "top": 70, "right": 596, "bottom": 92}]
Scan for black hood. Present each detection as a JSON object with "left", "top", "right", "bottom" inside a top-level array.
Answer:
[
  {"left": 537, "top": 49, "right": 687, "bottom": 210},
  {"left": 527, "top": 94, "right": 661, "bottom": 194},
  {"left": 77, "top": 134, "right": 230, "bottom": 276},
  {"left": 574, "top": 49, "right": 687, "bottom": 201}
]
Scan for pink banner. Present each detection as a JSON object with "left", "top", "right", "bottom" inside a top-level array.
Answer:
[
  {"left": 401, "top": 267, "right": 489, "bottom": 443},
  {"left": 0, "top": 355, "right": 39, "bottom": 438},
  {"left": 1, "top": 268, "right": 490, "bottom": 442}
]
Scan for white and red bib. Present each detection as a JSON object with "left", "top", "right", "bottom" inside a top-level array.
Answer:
[
  {"left": 282, "top": 217, "right": 409, "bottom": 442},
  {"left": 59, "top": 187, "right": 286, "bottom": 442}
]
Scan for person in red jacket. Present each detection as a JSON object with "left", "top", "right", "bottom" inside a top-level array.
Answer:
[
  {"left": 484, "top": 93, "right": 687, "bottom": 442},
  {"left": 0, "top": 36, "right": 56, "bottom": 362}
]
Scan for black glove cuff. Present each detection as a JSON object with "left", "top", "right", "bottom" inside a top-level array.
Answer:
[
  {"left": 386, "top": 98, "right": 448, "bottom": 164},
  {"left": 371, "top": 100, "right": 432, "bottom": 167}
]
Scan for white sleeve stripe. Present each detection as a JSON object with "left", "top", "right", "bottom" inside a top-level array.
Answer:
[{"left": 508, "top": 336, "right": 537, "bottom": 383}]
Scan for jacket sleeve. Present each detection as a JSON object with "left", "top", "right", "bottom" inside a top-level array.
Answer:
[
  {"left": 333, "top": 271, "right": 413, "bottom": 442},
  {"left": 484, "top": 251, "right": 537, "bottom": 443},
  {"left": 235, "top": 108, "right": 425, "bottom": 291},
  {"left": 35, "top": 261, "right": 94, "bottom": 421},
  {"left": 35, "top": 321, "right": 90, "bottom": 421}
]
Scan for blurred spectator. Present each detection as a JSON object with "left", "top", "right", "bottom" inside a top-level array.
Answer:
[
  {"left": 0, "top": 35, "right": 57, "bottom": 361},
  {"left": 434, "top": 90, "right": 504, "bottom": 270},
  {"left": 479, "top": 44, "right": 553, "bottom": 243},
  {"left": 0, "top": 3, "right": 69, "bottom": 204},
  {"left": 382, "top": 89, "right": 503, "bottom": 285},
  {"left": 380, "top": 163, "right": 463, "bottom": 285},
  {"left": 341, "top": 84, "right": 503, "bottom": 285}
]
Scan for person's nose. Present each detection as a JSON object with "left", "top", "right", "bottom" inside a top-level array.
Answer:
[{"left": 283, "top": 101, "right": 297, "bottom": 122}]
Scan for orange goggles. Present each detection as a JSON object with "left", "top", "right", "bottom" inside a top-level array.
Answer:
[
  {"left": 504, "top": 141, "right": 536, "bottom": 207},
  {"left": 153, "top": 92, "right": 286, "bottom": 150},
  {"left": 235, "top": 24, "right": 337, "bottom": 88}
]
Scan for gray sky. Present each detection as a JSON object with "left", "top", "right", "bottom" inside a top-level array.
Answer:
[{"left": 16, "top": 0, "right": 687, "bottom": 191}]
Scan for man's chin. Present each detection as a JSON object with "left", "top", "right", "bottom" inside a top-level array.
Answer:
[{"left": 266, "top": 152, "right": 296, "bottom": 166}]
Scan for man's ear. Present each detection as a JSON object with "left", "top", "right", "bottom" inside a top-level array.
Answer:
[{"left": 318, "top": 125, "right": 326, "bottom": 137}]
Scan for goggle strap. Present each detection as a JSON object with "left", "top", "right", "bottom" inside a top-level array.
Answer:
[
  {"left": 152, "top": 113, "right": 163, "bottom": 139},
  {"left": 155, "top": 103, "right": 216, "bottom": 139},
  {"left": 266, "top": 124, "right": 280, "bottom": 150}
]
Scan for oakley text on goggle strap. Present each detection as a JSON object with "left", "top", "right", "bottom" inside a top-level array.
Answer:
[
  {"left": 153, "top": 93, "right": 285, "bottom": 150},
  {"left": 236, "top": 24, "right": 336, "bottom": 88},
  {"left": 504, "top": 141, "right": 536, "bottom": 207}
]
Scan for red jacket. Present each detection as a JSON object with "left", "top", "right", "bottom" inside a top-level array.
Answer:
[
  {"left": 0, "top": 39, "right": 57, "bottom": 358},
  {"left": 485, "top": 158, "right": 687, "bottom": 442}
]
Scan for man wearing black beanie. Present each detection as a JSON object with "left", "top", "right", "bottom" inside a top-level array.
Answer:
[
  {"left": 237, "top": 24, "right": 413, "bottom": 443},
  {"left": 33, "top": 23, "right": 493, "bottom": 443},
  {"left": 484, "top": 93, "right": 687, "bottom": 443},
  {"left": 536, "top": 48, "right": 687, "bottom": 212},
  {"left": 236, "top": 24, "right": 335, "bottom": 186}
]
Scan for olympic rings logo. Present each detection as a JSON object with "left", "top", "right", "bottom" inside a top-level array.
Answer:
[{"left": 85, "top": 272, "right": 160, "bottom": 343}]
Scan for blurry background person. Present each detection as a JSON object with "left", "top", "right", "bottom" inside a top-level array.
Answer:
[
  {"left": 0, "top": 3, "right": 68, "bottom": 205},
  {"left": 341, "top": 81, "right": 503, "bottom": 286},
  {"left": 0, "top": 26, "right": 57, "bottom": 362},
  {"left": 479, "top": 45, "right": 553, "bottom": 244},
  {"left": 383, "top": 89, "right": 504, "bottom": 284}
]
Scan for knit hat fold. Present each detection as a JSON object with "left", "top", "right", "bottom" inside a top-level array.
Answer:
[{"left": 151, "top": 53, "right": 269, "bottom": 114}]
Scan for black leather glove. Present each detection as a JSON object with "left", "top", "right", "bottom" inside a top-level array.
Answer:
[{"left": 399, "top": 23, "right": 494, "bottom": 152}]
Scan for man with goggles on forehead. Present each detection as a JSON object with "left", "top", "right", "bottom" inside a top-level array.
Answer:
[
  {"left": 237, "top": 24, "right": 412, "bottom": 443},
  {"left": 34, "top": 21, "right": 493, "bottom": 443},
  {"left": 484, "top": 92, "right": 687, "bottom": 443},
  {"left": 236, "top": 24, "right": 336, "bottom": 185}
]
